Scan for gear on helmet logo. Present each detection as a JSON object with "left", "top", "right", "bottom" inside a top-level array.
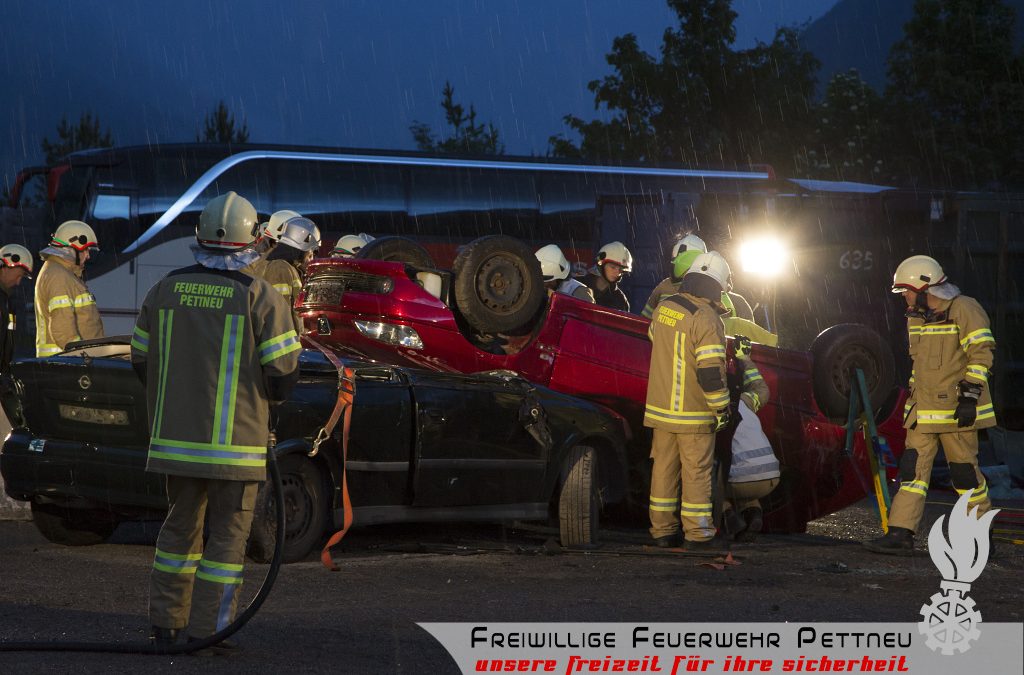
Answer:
[{"left": 216, "top": 228, "right": 226, "bottom": 238}]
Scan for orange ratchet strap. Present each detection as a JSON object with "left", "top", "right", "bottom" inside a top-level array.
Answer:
[{"left": 304, "top": 336, "right": 355, "bottom": 571}]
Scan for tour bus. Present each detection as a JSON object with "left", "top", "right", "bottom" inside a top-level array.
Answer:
[{"left": 4, "top": 143, "right": 1021, "bottom": 426}]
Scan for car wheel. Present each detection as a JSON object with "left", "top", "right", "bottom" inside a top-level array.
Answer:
[
  {"left": 810, "top": 323, "right": 896, "bottom": 421},
  {"left": 248, "top": 454, "right": 329, "bottom": 564},
  {"left": 354, "top": 236, "right": 435, "bottom": 268},
  {"left": 452, "top": 235, "right": 545, "bottom": 334},
  {"left": 30, "top": 502, "right": 117, "bottom": 546},
  {"left": 558, "top": 445, "right": 601, "bottom": 547}
]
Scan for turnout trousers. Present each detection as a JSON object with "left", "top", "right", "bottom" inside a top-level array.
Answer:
[
  {"left": 649, "top": 429, "right": 715, "bottom": 542},
  {"left": 722, "top": 477, "right": 780, "bottom": 513},
  {"left": 149, "top": 475, "right": 258, "bottom": 637},
  {"left": 888, "top": 427, "right": 992, "bottom": 533}
]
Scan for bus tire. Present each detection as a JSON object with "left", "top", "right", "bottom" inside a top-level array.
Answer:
[
  {"left": 354, "top": 236, "right": 434, "bottom": 268},
  {"left": 810, "top": 323, "right": 896, "bottom": 420},
  {"left": 558, "top": 446, "right": 601, "bottom": 547},
  {"left": 452, "top": 235, "right": 545, "bottom": 334}
]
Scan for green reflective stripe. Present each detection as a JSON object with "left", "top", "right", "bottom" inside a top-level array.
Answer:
[
  {"left": 649, "top": 504, "right": 676, "bottom": 512},
  {"left": 257, "top": 331, "right": 296, "bottom": 352},
  {"left": 742, "top": 368, "right": 763, "bottom": 384},
  {"left": 965, "top": 365, "right": 989, "bottom": 383},
  {"left": 900, "top": 480, "right": 928, "bottom": 497},
  {"left": 48, "top": 295, "right": 72, "bottom": 311},
  {"left": 196, "top": 571, "right": 244, "bottom": 585},
  {"left": 200, "top": 559, "right": 243, "bottom": 571},
  {"left": 918, "top": 325, "right": 958, "bottom": 335},
  {"left": 196, "top": 558, "right": 245, "bottom": 584},
  {"left": 149, "top": 451, "right": 264, "bottom": 467},
  {"left": 966, "top": 483, "right": 989, "bottom": 503},
  {"left": 258, "top": 330, "right": 300, "bottom": 365},
  {"left": 272, "top": 283, "right": 292, "bottom": 296},
  {"left": 671, "top": 332, "right": 685, "bottom": 411},
  {"left": 73, "top": 293, "right": 96, "bottom": 307},
  {"left": 37, "top": 344, "right": 61, "bottom": 356},
  {"left": 960, "top": 328, "right": 995, "bottom": 348},
  {"left": 704, "top": 390, "right": 730, "bottom": 407},
  {"left": 212, "top": 315, "right": 245, "bottom": 447},
  {"left": 131, "top": 325, "right": 150, "bottom": 352},
  {"left": 154, "top": 562, "right": 198, "bottom": 575},
  {"left": 908, "top": 326, "right": 921, "bottom": 335},
  {"left": 644, "top": 409, "right": 714, "bottom": 424},
  {"left": 156, "top": 548, "right": 201, "bottom": 561},
  {"left": 130, "top": 339, "right": 148, "bottom": 352},
  {"left": 153, "top": 309, "right": 174, "bottom": 437},
  {"left": 695, "top": 344, "right": 725, "bottom": 362}
]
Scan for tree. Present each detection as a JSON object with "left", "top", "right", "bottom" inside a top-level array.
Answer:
[
  {"left": 798, "top": 69, "right": 887, "bottom": 182},
  {"left": 40, "top": 112, "right": 114, "bottom": 164},
  {"left": 885, "top": 0, "right": 1024, "bottom": 188},
  {"left": 410, "top": 82, "right": 504, "bottom": 155},
  {"left": 548, "top": 0, "right": 819, "bottom": 174},
  {"left": 197, "top": 100, "right": 250, "bottom": 144}
]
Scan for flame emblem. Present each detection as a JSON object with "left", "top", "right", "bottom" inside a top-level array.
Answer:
[{"left": 918, "top": 489, "right": 1000, "bottom": 655}]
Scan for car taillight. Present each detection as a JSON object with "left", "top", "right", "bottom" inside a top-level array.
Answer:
[{"left": 302, "top": 272, "right": 393, "bottom": 306}]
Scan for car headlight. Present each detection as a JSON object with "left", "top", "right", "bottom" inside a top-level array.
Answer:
[
  {"left": 353, "top": 320, "right": 424, "bottom": 349},
  {"left": 739, "top": 236, "right": 788, "bottom": 278}
]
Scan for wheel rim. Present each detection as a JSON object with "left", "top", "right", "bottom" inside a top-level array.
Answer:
[
  {"left": 830, "top": 343, "right": 880, "bottom": 398},
  {"left": 278, "top": 473, "right": 314, "bottom": 542},
  {"left": 474, "top": 254, "right": 528, "bottom": 313}
]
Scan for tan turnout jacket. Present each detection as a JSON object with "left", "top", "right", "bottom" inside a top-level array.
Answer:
[
  {"left": 131, "top": 265, "right": 301, "bottom": 482},
  {"left": 644, "top": 292, "right": 729, "bottom": 433},
  {"left": 34, "top": 253, "right": 104, "bottom": 356},
  {"left": 903, "top": 294, "right": 996, "bottom": 431},
  {"left": 245, "top": 257, "right": 303, "bottom": 333}
]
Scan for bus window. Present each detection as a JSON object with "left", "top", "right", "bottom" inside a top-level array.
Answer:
[
  {"left": 195, "top": 159, "right": 273, "bottom": 219},
  {"left": 273, "top": 161, "right": 405, "bottom": 240},
  {"left": 408, "top": 166, "right": 538, "bottom": 246},
  {"left": 537, "top": 173, "right": 597, "bottom": 265}
]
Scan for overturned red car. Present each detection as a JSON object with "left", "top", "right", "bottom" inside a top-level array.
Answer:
[{"left": 297, "top": 235, "right": 906, "bottom": 532}]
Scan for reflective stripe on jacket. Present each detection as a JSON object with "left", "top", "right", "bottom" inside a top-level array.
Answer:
[
  {"left": 643, "top": 292, "right": 728, "bottom": 433},
  {"left": 903, "top": 294, "right": 996, "bottom": 431},
  {"left": 34, "top": 254, "right": 104, "bottom": 356},
  {"left": 132, "top": 265, "right": 301, "bottom": 481},
  {"left": 555, "top": 278, "right": 595, "bottom": 303},
  {"left": 244, "top": 257, "right": 303, "bottom": 334}
]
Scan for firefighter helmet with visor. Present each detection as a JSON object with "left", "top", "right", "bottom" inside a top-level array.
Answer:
[
  {"left": 891, "top": 255, "right": 946, "bottom": 293},
  {"left": 332, "top": 233, "right": 374, "bottom": 258},
  {"left": 196, "top": 192, "right": 260, "bottom": 251},
  {"left": 596, "top": 241, "right": 633, "bottom": 272},
  {"left": 278, "top": 217, "right": 321, "bottom": 252},
  {"left": 51, "top": 220, "right": 100, "bottom": 252},
  {"left": 535, "top": 244, "right": 571, "bottom": 281},
  {"left": 686, "top": 251, "right": 732, "bottom": 292},
  {"left": 0, "top": 243, "right": 34, "bottom": 278}
]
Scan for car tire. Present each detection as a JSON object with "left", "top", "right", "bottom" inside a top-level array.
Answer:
[
  {"left": 248, "top": 453, "right": 329, "bottom": 564},
  {"left": 810, "top": 323, "right": 896, "bottom": 420},
  {"left": 30, "top": 502, "right": 117, "bottom": 546},
  {"left": 354, "top": 236, "right": 435, "bottom": 268},
  {"left": 452, "top": 235, "right": 545, "bottom": 334},
  {"left": 558, "top": 445, "right": 601, "bottom": 547}
]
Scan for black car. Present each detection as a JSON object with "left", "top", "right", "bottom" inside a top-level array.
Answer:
[{"left": 1, "top": 338, "right": 629, "bottom": 562}]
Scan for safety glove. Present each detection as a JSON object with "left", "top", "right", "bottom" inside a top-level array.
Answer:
[
  {"left": 734, "top": 335, "right": 752, "bottom": 360},
  {"left": 953, "top": 380, "right": 982, "bottom": 428},
  {"left": 713, "top": 407, "right": 731, "bottom": 432}
]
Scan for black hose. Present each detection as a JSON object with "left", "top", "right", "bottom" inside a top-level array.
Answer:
[{"left": 0, "top": 449, "right": 287, "bottom": 654}]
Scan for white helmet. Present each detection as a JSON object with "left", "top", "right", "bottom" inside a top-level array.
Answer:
[
  {"left": 277, "top": 216, "right": 322, "bottom": 252},
  {"left": 535, "top": 244, "right": 571, "bottom": 281},
  {"left": 686, "top": 251, "right": 732, "bottom": 292},
  {"left": 262, "top": 209, "right": 302, "bottom": 242},
  {"left": 671, "top": 233, "right": 707, "bottom": 259},
  {"left": 891, "top": 255, "right": 946, "bottom": 293},
  {"left": 332, "top": 233, "right": 374, "bottom": 258},
  {"left": 596, "top": 241, "right": 633, "bottom": 272},
  {"left": 0, "top": 243, "right": 34, "bottom": 278},
  {"left": 52, "top": 220, "right": 100, "bottom": 252},
  {"left": 196, "top": 191, "right": 260, "bottom": 251}
]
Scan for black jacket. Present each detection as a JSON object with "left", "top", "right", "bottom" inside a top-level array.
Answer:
[
  {"left": 0, "top": 286, "right": 15, "bottom": 374},
  {"left": 582, "top": 272, "right": 630, "bottom": 312}
]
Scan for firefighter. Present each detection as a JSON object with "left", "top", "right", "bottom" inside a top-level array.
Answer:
[
  {"left": 642, "top": 234, "right": 755, "bottom": 322},
  {"left": 132, "top": 191, "right": 301, "bottom": 652},
  {"left": 263, "top": 216, "right": 321, "bottom": 334},
  {"left": 582, "top": 241, "right": 631, "bottom": 311},
  {"left": 258, "top": 209, "right": 301, "bottom": 255},
  {"left": 863, "top": 255, "right": 996, "bottom": 556},
  {"left": 645, "top": 251, "right": 732, "bottom": 550},
  {"left": 719, "top": 335, "right": 779, "bottom": 541},
  {"left": 331, "top": 233, "right": 374, "bottom": 258},
  {"left": 34, "top": 220, "right": 104, "bottom": 357},
  {"left": 535, "top": 244, "right": 595, "bottom": 303},
  {"left": 641, "top": 234, "right": 708, "bottom": 319},
  {"left": 0, "top": 244, "right": 33, "bottom": 372}
]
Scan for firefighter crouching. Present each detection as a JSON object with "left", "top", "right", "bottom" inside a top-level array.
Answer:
[
  {"left": 535, "top": 244, "right": 595, "bottom": 303},
  {"left": 644, "top": 251, "right": 732, "bottom": 550},
  {"left": 131, "top": 191, "right": 301, "bottom": 652},
  {"left": 863, "top": 255, "right": 995, "bottom": 556},
  {"left": 34, "top": 221, "right": 104, "bottom": 357},
  {"left": 719, "top": 335, "right": 779, "bottom": 541}
]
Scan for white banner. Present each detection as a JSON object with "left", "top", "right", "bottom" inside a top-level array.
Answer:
[{"left": 418, "top": 622, "right": 1023, "bottom": 675}]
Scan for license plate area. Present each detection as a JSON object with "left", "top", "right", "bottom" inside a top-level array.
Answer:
[{"left": 58, "top": 403, "right": 130, "bottom": 426}]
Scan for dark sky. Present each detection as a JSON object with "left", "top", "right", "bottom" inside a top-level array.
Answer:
[{"left": 0, "top": 0, "right": 838, "bottom": 185}]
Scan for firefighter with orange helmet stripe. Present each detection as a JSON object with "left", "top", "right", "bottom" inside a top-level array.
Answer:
[
  {"left": 644, "top": 251, "right": 731, "bottom": 550},
  {"left": 33, "top": 221, "right": 104, "bottom": 357},
  {"left": 582, "top": 241, "right": 632, "bottom": 311},
  {"left": 133, "top": 191, "right": 301, "bottom": 651},
  {"left": 864, "top": 255, "right": 996, "bottom": 555}
]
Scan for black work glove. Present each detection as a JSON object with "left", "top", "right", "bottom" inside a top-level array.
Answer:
[
  {"left": 734, "top": 335, "right": 752, "bottom": 359},
  {"left": 953, "top": 380, "right": 982, "bottom": 428},
  {"left": 713, "top": 407, "right": 731, "bottom": 432}
]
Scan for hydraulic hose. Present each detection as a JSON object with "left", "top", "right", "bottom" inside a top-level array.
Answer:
[{"left": 0, "top": 448, "right": 287, "bottom": 655}]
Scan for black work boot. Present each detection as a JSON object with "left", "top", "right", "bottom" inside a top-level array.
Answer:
[
  {"left": 652, "top": 532, "right": 682, "bottom": 548},
  {"left": 150, "top": 626, "right": 181, "bottom": 647},
  {"left": 862, "top": 527, "right": 915, "bottom": 556},
  {"left": 735, "top": 507, "right": 763, "bottom": 542},
  {"left": 684, "top": 536, "right": 728, "bottom": 552},
  {"left": 722, "top": 509, "right": 747, "bottom": 538},
  {"left": 187, "top": 636, "right": 240, "bottom": 657}
]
